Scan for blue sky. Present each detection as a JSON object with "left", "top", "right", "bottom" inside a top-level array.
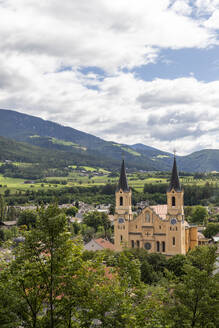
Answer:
[
  {"left": 133, "top": 47, "right": 219, "bottom": 82},
  {"left": 1, "top": 0, "right": 219, "bottom": 154},
  {"left": 75, "top": 46, "right": 219, "bottom": 83}
]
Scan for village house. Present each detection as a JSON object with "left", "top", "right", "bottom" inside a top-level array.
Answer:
[{"left": 84, "top": 238, "right": 115, "bottom": 251}]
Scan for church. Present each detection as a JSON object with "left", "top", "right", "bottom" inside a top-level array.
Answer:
[{"left": 114, "top": 157, "right": 198, "bottom": 256}]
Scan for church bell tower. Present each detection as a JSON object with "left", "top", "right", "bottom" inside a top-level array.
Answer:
[
  {"left": 166, "top": 156, "right": 186, "bottom": 255},
  {"left": 114, "top": 159, "right": 132, "bottom": 250},
  {"left": 167, "top": 155, "right": 184, "bottom": 218}
]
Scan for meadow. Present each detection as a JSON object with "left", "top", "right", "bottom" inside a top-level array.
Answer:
[{"left": 1, "top": 162, "right": 219, "bottom": 196}]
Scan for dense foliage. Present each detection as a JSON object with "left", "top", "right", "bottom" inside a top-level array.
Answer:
[
  {"left": 203, "top": 223, "right": 219, "bottom": 238},
  {"left": 143, "top": 182, "right": 219, "bottom": 206},
  {"left": 2, "top": 179, "right": 219, "bottom": 207},
  {"left": 0, "top": 206, "right": 218, "bottom": 327}
]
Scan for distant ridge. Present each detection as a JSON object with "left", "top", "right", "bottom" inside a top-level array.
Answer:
[{"left": 0, "top": 108, "right": 219, "bottom": 172}]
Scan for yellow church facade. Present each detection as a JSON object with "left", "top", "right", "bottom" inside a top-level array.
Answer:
[{"left": 114, "top": 158, "right": 198, "bottom": 256}]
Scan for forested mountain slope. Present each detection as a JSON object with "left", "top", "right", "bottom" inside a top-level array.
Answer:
[{"left": 0, "top": 109, "right": 219, "bottom": 172}]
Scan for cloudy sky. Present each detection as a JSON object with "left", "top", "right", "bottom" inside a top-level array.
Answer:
[{"left": 1, "top": 0, "right": 219, "bottom": 154}]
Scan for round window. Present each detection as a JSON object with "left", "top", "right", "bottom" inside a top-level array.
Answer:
[
  {"left": 171, "top": 218, "right": 177, "bottom": 225},
  {"left": 144, "top": 242, "right": 151, "bottom": 250},
  {"left": 118, "top": 218, "right": 124, "bottom": 224}
]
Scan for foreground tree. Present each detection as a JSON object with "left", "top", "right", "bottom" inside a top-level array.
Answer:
[
  {"left": 167, "top": 246, "right": 219, "bottom": 328},
  {"left": 0, "top": 204, "right": 170, "bottom": 328}
]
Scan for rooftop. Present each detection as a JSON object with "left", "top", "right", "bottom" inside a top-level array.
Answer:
[
  {"left": 150, "top": 204, "right": 168, "bottom": 220},
  {"left": 94, "top": 238, "right": 115, "bottom": 251}
]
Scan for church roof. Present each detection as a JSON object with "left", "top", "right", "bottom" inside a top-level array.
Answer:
[
  {"left": 117, "top": 159, "right": 129, "bottom": 192},
  {"left": 150, "top": 205, "right": 168, "bottom": 220},
  {"left": 167, "top": 156, "right": 181, "bottom": 192}
]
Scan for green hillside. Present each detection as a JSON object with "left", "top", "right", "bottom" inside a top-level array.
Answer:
[
  {"left": 0, "top": 109, "right": 168, "bottom": 171},
  {"left": 0, "top": 136, "right": 113, "bottom": 169},
  {"left": 0, "top": 109, "right": 219, "bottom": 172},
  {"left": 178, "top": 149, "right": 219, "bottom": 172}
]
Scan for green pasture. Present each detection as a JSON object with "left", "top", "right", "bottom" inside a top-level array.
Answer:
[
  {"left": 1, "top": 161, "right": 219, "bottom": 196},
  {"left": 0, "top": 174, "right": 65, "bottom": 194},
  {"left": 0, "top": 172, "right": 171, "bottom": 195},
  {"left": 0, "top": 175, "right": 26, "bottom": 189},
  {"left": 68, "top": 165, "right": 109, "bottom": 173}
]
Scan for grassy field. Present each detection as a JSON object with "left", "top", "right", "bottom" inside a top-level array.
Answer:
[
  {"left": 1, "top": 162, "right": 219, "bottom": 196},
  {"left": 0, "top": 172, "right": 166, "bottom": 194}
]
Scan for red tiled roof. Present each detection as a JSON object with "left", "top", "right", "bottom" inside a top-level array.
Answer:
[
  {"left": 94, "top": 238, "right": 115, "bottom": 250},
  {"left": 150, "top": 205, "right": 168, "bottom": 220}
]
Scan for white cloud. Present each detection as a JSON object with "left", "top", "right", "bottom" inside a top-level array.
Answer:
[
  {"left": 195, "top": 0, "right": 219, "bottom": 15},
  {"left": 0, "top": 0, "right": 216, "bottom": 72},
  {"left": 170, "top": 0, "right": 193, "bottom": 16},
  {"left": 204, "top": 10, "right": 219, "bottom": 29},
  {"left": 0, "top": 0, "right": 219, "bottom": 155}
]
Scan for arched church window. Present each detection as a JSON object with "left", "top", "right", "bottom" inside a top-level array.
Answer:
[
  {"left": 146, "top": 213, "right": 150, "bottom": 222},
  {"left": 172, "top": 196, "right": 176, "bottom": 206},
  {"left": 156, "top": 241, "right": 160, "bottom": 252},
  {"left": 131, "top": 240, "right": 135, "bottom": 248},
  {"left": 120, "top": 196, "right": 123, "bottom": 206},
  {"left": 120, "top": 235, "right": 123, "bottom": 242},
  {"left": 173, "top": 237, "right": 176, "bottom": 246},
  {"left": 137, "top": 240, "right": 140, "bottom": 248},
  {"left": 162, "top": 241, "right": 165, "bottom": 252}
]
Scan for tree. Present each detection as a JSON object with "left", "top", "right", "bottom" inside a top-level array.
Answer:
[
  {"left": 0, "top": 194, "right": 7, "bottom": 222},
  {"left": 4, "top": 189, "right": 10, "bottom": 197},
  {"left": 190, "top": 206, "right": 208, "bottom": 224},
  {"left": 71, "top": 221, "right": 81, "bottom": 235},
  {"left": 0, "top": 262, "right": 21, "bottom": 328},
  {"left": 83, "top": 211, "right": 111, "bottom": 235},
  {"left": 81, "top": 225, "right": 95, "bottom": 242},
  {"left": 167, "top": 254, "right": 187, "bottom": 277},
  {"left": 184, "top": 206, "right": 193, "bottom": 218},
  {"left": 83, "top": 211, "right": 102, "bottom": 232},
  {"left": 64, "top": 206, "right": 78, "bottom": 217},
  {"left": 102, "top": 213, "right": 111, "bottom": 238},
  {"left": 6, "top": 206, "right": 19, "bottom": 221},
  {"left": 2, "top": 204, "right": 86, "bottom": 327},
  {"left": 167, "top": 246, "right": 219, "bottom": 327},
  {"left": 109, "top": 204, "right": 115, "bottom": 215},
  {"left": 0, "top": 204, "right": 170, "bottom": 327},
  {"left": 17, "top": 209, "right": 38, "bottom": 229},
  {"left": 203, "top": 223, "right": 219, "bottom": 238}
]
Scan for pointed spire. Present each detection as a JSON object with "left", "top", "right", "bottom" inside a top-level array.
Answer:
[
  {"left": 168, "top": 155, "right": 181, "bottom": 192},
  {"left": 117, "top": 159, "right": 129, "bottom": 192}
]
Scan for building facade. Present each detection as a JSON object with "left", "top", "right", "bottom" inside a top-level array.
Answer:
[{"left": 114, "top": 158, "right": 198, "bottom": 256}]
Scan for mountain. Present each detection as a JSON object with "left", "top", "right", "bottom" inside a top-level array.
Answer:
[
  {"left": 0, "top": 108, "right": 219, "bottom": 172},
  {"left": 177, "top": 149, "right": 219, "bottom": 172},
  {"left": 0, "top": 109, "right": 170, "bottom": 171},
  {"left": 0, "top": 136, "right": 112, "bottom": 168},
  {"left": 130, "top": 143, "right": 173, "bottom": 168}
]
